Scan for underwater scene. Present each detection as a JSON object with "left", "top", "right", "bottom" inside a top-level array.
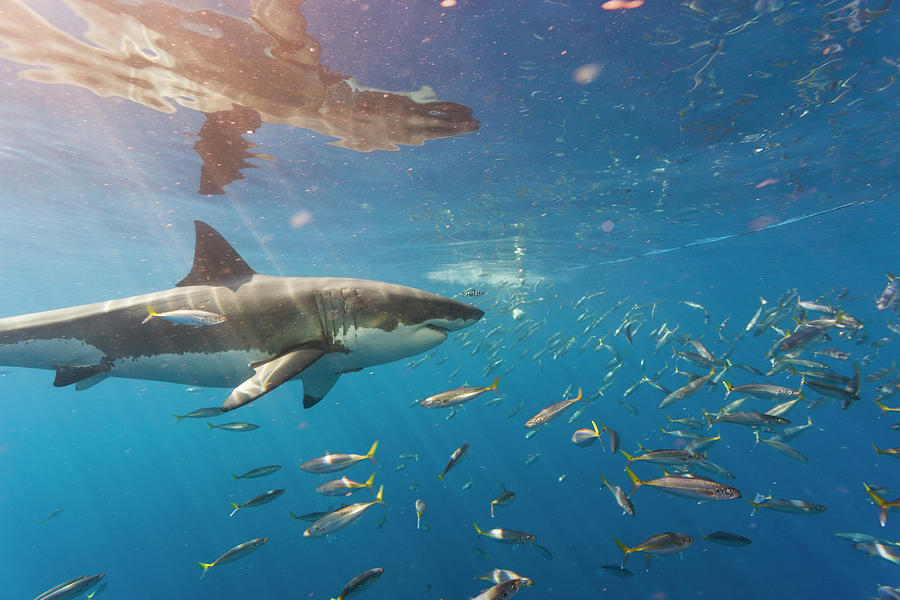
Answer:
[{"left": 0, "top": 0, "right": 898, "bottom": 599}]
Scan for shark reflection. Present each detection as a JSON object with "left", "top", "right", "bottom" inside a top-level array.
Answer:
[{"left": 0, "top": 0, "right": 479, "bottom": 194}]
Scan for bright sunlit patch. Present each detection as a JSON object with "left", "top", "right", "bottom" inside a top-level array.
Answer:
[
  {"left": 289, "top": 210, "right": 314, "bottom": 228},
  {"left": 573, "top": 63, "right": 603, "bottom": 84},
  {"left": 754, "top": 178, "right": 779, "bottom": 188},
  {"left": 440, "top": 0, "right": 457, "bottom": 7},
  {"left": 601, "top": 0, "right": 644, "bottom": 9}
]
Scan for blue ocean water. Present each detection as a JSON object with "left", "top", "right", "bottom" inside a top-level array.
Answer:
[{"left": 0, "top": 1, "right": 898, "bottom": 599}]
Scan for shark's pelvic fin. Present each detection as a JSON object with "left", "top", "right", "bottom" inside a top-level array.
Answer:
[
  {"left": 221, "top": 347, "right": 324, "bottom": 412},
  {"left": 53, "top": 363, "right": 112, "bottom": 388},
  {"left": 175, "top": 221, "right": 257, "bottom": 291},
  {"left": 301, "top": 372, "right": 340, "bottom": 409}
]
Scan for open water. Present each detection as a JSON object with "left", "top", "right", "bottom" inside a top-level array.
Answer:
[{"left": 0, "top": 1, "right": 898, "bottom": 599}]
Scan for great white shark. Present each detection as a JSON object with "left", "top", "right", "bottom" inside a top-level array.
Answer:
[{"left": 0, "top": 221, "right": 484, "bottom": 411}]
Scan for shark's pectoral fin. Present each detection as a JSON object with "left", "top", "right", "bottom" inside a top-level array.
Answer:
[
  {"left": 75, "top": 373, "right": 110, "bottom": 391},
  {"left": 53, "top": 363, "right": 111, "bottom": 388},
  {"left": 221, "top": 348, "right": 324, "bottom": 412},
  {"left": 301, "top": 372, "right": 340, "bottom": 409}
]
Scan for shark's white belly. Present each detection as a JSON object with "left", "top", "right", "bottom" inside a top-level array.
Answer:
[
  {"left": 332, "top": 323, "right": 444, "bottom": 371},
  {"left": 110, "top": 349, "right": 268, "bottom": 387}
]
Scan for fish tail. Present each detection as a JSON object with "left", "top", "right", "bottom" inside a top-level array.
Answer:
[
  {"left": 172, "top": 414, "right": 185, "bottom": 423},
  {"left": 488, "top": 376, "right": 500, "bottom": 391},
  {"left": 722, "top": 381, "right": 734, "bottom": 397},
  {"left": 745, "top": 498, "right": 759, "bottom": 516},
  {"left": 229, "top": 504, "right": 240, "bottom": 518},
  {"left": 374, "top": 485, "right": 385, "bottom": 506},
  {"left": 364, "top": 472, "right": 376, "bottom": 488},
  {"left": 624, "top": 466, "right": 642, "bottom": 496},
  {"left": 873, "top": 443, "right": 883, "bottom": 456},
  {"left": 864, "top": 483, "right": 888, "bottom": 508},
  {"left": 592, "top": 420, "right": 606, "bottom": 451},
  {"left": 701, "top": 409, "right": 713, "bottom": 428},
  {"left": 288, "top": 511, "right": 300, "bottom": 520},
  {"left": 598, "top": 471, "right": 608, "bottom": 489},
  {"left": 141, "top": 305, "right": 157, "bottom": 325},
  {"left": 367, "top": 440, "right": 379, "bottom": 464},
  {"left": 198, "top": 562, "right": 212, "bottom": 578},
  {"left": 573, "top": 387, "right": 583, "bottom": 402},
  {"left": 613, "top": 538, "right": 631, "bottom": 565},
  {"left": 874, "top": 400, "right": 893, "bottom": 416},
  {"left": 207, "top": 422, "right": 216, "bottom": 430},
  {"left": 231, "top": 474, "right": 240, "bottom": 480},
  {"left": 620, "top": 450, "right": 634, "bottom": 466},
  {"left": 473, "top": 522, "right": 484, "bottom": 536}
]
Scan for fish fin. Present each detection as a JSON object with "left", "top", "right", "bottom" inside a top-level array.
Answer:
[
  {"left": 176, "top": 221, "right": 257, "bottom": 291},
  {"left": 473, "top": 522, "right": 484, "bottom": 535},
  {"left": 198, "top": 562, "right": 212, "bottom": 578},
  {"left": 592, "top": 420, "right": 605, "bottom": 451},
  {"left": 702, "top": 409, "right": 714, "bottom": 428},
  {"left": 366, "top": 440, "right": 379, "bottom": 464},
  {"left": 620, "top": 450, "right": 634, "bottom": 466},
  {"left": 173, "top": 414, "right": 185, "bottom": 423},
  {"left": 374, "top": 485, "right": 385, "bottom": 506},
  {"left": 288, "top": 511, "right": 300, "bottom": 520},
  {"left": 873, "top": 443, "right": 883, "bottom": 455},
  {"left": 722, "top": 381, "right": 733, "bottom": 397},
  {"left": 141, "top": 305, "right": 157, "bottom": 325},
  {"left": 598, "top": 471, "right": 608, "bottom": 489},
  {"left": 489, "top": 376, "right": 501, "bottom": 390},
  {"left": 613, "top": 538, "right": 631, "bottom": 565},
  {"left": 365, "top": 473, "right": 376, "bottom": 488},
  {"left": 745, "top": 498, "right": 759, "bottom": 516},
  {"left": 574, "top": 387, "right": 583, "bottom": 402},
  {"left": 301, "top": 371, "right": 340, "bottom": 409},
  {"left": 207, "top": 422, "right": 216, "bottom": 430},
  {"left": 231, "top": 474, "right": 240, "bottom": 480},
  {"left": 222, "top": 347, "right": 325, "bottom": 411},
  {"left": 625, "top": 467, "right": 642, "bottom": 497},
  {"left": 75, "top": 373, "right": 109, "bottom": 391},
  {"left": 53, "top": 363, "right": 111, "bottom": 388},
  {"left": 229, "top": 504, "right": 240, "bottom": 517}
]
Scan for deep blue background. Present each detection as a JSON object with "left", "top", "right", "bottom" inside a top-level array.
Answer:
[{"left": 0, "top": 1, "right": 898, "bottom": 599}]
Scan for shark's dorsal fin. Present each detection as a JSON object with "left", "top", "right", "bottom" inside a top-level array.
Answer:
[{"left": 176, "top": 221, "right": 257, "bottom": 291}]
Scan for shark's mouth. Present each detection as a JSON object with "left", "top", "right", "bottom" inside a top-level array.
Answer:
[{"left": 425, "top": 323, "right": 449, "bottom": 335}]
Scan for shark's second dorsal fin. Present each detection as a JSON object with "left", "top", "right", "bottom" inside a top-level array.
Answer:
[{"left": 176, "top": 221, "right": 257, "bottom": 291}]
